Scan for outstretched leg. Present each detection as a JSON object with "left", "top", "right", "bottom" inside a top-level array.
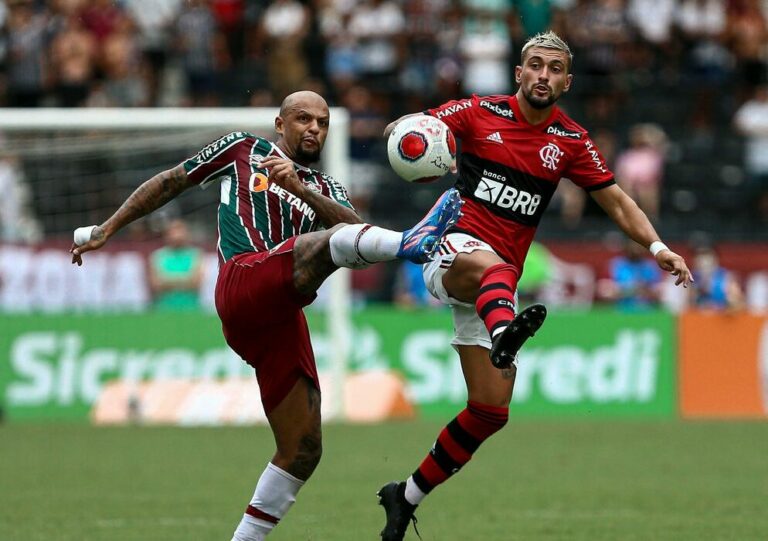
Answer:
[
  {"left": 291, "top": 188, "right": 463, "bottom": 295},
  {"left": 231, "top": 377, "right": 321, "bottom": 541}
]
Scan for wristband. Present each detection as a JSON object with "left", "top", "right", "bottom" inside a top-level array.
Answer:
[{"left": 649, "top": 241, "right": 669, "bottom": 257}]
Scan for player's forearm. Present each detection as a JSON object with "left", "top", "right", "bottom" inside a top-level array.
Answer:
[
  {"left": 300, "top": 188, "right": 363, "bottom": 227},
  {"left": 101, "top": 165, "right": 191, "bottom": 238},
  {"left": 606, "top": 195, "right": 661, "bottom": 248}
]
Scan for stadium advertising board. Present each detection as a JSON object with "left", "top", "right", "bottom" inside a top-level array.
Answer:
[
  {"left": 343, "top": 308, "right": 676, "bottom": 418},
  {"left": 0, "top": 309, "right": 675, "bottom": 421},
  {"left": 679, "top": 311, "right": 768, "bottom": 418}
]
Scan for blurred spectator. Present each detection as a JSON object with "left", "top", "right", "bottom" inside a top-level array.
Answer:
[
  {"left": 80, "top": 0, "right": 125, "bottom": 44},
  {"left": 123, "top": 0, "right": 183, "bottom": 106},
  {"left": 459, "top": 9, "right": 511, "bottom": 95},
  {"left": 432, "top": 2, "right": 465, "bottom": 102},
  {"left": 627, "top": 0, "right": 676, "bottom": 47},
  {"left": 599, "top": 239, "right": 662, "bottom": 311},
  {"left": 262, "top": 0, "right": 309, "bottom": 99},
  {"left": 5, "top": 0, "right": 49, "bottom": 107},
  {"left": 393, "top": 260, "right": 439, "bottom": 308},
  {"left": 348, "top": 0, "right": 405, "bottom": 90},
  {"left": 398, "top": 0, "right": 441, "bottom": 96},
  {"left": 733, "top": 85, "right": 768, "bottom": 223},
  {"left": 87, "top": 15, "right": 148, "bottom": 107},
  {"left": 745, "top": 271, "right": 768, "bottom": 313},
  {"left": 690, "top": 244, "right": 745, "bottom": 310},
  {"left": 0, "top": 148, "right": 41, "bottom": 243},
  {"left": 675, "top": 0, "right": 730, "bottom": 85},
  {"left": 319, "top": 2, "right": 359, "bottom": 92},
  {"left": 342, "top": 84, "right": 389, "bottom": 215},
  {"left": 725, "top": 0, "right": 768, "bottom": 93},
  {"left": 675, "top": 0, "right": 730, "bottom": 139},
  {"left": 211, "top": 0, "right": 246, "bottom": 65},
  {"left": 615, "top": 123, "right": 667, "bottom": 221},
  {"left": 49, "top": 12, "right": 96, "bottom": 107},
  {"left": 175, "top": 0, "right": 224, "bottom": 106},
  {"left": 514, "top": 0, "right": 555, "bottom": 38},
  {"left": 148, "top": 219, "right": 203, "bottom": 311},
  {"left": 568, "top": 0, "right": 630, "bottom": 120}
]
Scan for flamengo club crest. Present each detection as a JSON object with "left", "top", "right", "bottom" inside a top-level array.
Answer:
[{"left": 539, "top": 142, "right": 563, "bottom": 171}]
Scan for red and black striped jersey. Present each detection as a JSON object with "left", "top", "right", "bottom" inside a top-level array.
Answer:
[
  {"left": 182, "top": 131, "right": 353, "bottom": 263},
  {"left": 426, "top": 94, "right": 614, "bottom": 274}
]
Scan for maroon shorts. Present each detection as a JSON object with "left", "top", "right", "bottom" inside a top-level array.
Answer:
[{"left": 214, "top": 237, "right": 318, "bottom": 413}]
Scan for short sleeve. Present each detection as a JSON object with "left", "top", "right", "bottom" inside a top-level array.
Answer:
[
  {"left": 424, "top": 96, "right": 476, "bottom": 140},
  {"left": 564, "top": 135, "right": 616, "bottom": 192},
  {"left": 322, "top": 174, "right": 355, "bottom": 210},
  {"left": 182, "top": 131, "right": 254, "bottom": 189}
]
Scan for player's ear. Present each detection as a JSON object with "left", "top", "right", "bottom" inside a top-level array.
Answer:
[
  {"left": 275, "top": 116, "right": 284, "bottom": 136},
  {"left": 515, "top": 65, "right": 522, "bottom": 85},
  {"left": 563, "top": 73, "right": 573, "bottom": 93}
]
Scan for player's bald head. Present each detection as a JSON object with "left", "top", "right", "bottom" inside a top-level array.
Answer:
[{"left": 279, "top": 91, "right": 328, "bottom": 117}]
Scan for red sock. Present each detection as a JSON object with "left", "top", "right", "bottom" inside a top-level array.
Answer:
[
  {"left": 475, "top": 263, "right": 518, "bottom": 340},
  {"left": 411, "top": 401, "right": 508, "bottom": 494}
]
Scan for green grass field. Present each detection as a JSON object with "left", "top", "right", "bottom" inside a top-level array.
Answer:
[{"left": 1, "top": 420, "right": 767, "bottom": 540}]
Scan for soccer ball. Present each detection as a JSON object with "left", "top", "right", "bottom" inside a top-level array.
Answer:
[{"left": 387, "top": 115, "right": 456, "bottom": 183}]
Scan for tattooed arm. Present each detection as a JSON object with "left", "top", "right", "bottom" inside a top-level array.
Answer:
[
  {"left": 297, "top": 187, "right": 363, "bottom": 227},
  {"left": 71, "top": 165, "right": 197, "bottom": 265}
]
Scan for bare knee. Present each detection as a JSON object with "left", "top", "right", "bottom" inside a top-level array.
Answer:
[
  {"left": 443, "top": 251, "right": 504, "bottom": 303},
  {"left": 292, "top": 226, "right": 351, "bottom": 295}
]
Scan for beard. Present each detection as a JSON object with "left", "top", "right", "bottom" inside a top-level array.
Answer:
[
  {"left": 522, "top": 87, "right": 560, "bottom": 110},
  {"left": 295, "top": 143, "right": 321, "bottom": 164}
]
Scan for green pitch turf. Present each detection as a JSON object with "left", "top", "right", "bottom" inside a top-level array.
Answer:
[{"left": 1, "top": 420, "right": 766, "bottom": 540}]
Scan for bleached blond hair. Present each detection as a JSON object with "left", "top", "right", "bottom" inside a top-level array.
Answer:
[{"left": 521, "top": 31, "right": 573, "bottom": 70}]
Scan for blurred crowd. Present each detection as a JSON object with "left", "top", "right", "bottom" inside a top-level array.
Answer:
[
  {"left": 2, "top": 0, "right": 768, "bottom": 227},
  {"left": 1, "top": 0, "right": 766, "bottom": 108}
]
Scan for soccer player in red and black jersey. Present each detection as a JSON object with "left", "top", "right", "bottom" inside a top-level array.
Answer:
[
  {"left": 377, "top": 31, "right": 693, "bottom": 540},
  {"left": 69, "top": 91, "right": 462, "bottom": 541}
]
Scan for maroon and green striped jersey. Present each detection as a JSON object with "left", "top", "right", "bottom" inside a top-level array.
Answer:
[{"left": 182, "top": 131, "right": 354, "bottom": 262}]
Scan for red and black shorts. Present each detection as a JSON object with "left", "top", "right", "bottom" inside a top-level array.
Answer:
[{"left": 214, "top": 237, "right": 319, "bottom": 413}]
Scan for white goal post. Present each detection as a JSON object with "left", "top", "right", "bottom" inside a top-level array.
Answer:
[{"left": 0, "top": 107, "right": 352, "bottom": 421}]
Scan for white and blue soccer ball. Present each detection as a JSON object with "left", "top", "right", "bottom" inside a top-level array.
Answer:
[{"left": 387, "top": 115, "right": 456, "bottom": 183}]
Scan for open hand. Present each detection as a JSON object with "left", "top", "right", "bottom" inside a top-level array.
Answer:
[{"left": 656, "top": 249, "right": 694, "bottom": 287}]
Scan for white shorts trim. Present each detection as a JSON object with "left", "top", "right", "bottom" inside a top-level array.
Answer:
[{"left": 423, "top": 232, "right": 517, "bottom": 351}]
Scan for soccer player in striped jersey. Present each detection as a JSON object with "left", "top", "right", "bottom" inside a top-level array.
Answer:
[
  {"left": 70, "top": 91, "right": 462, "bottom": 541},
  {"left": 376, "top": 32, "right": 693, "bottom": 540}
]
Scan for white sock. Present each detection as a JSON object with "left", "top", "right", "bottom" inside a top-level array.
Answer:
[
  {"left": 329, "top": 224, "right": 402, "bottom": 269},
  {"left": 404, "top": 476, "right": 426, "bottom": 506},
  {"left": 231, "top": 463, "right": 305, "bottom": 541},
  {"left": 231, "top": 515, "right": 270, "bottom": 541}
]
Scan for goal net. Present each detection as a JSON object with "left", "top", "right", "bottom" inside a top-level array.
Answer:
[{"left": 0, "top": 107, "right": 352, "bottom": 421}]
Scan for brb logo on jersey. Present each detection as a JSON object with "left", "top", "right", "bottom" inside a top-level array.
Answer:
[{"left": 474, "top": 171, "right": 542, "bottom": 216}]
